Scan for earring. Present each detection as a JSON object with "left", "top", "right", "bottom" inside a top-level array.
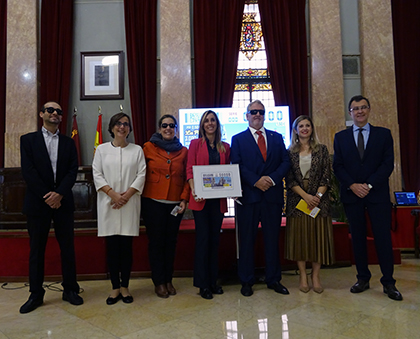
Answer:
[{"left": 296, "top": 138, "right": 299, "bottom": 143}]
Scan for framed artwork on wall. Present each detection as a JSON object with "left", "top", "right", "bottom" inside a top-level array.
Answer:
[{"left": 80, "top": 51, "right": 124, "bottom": 100}]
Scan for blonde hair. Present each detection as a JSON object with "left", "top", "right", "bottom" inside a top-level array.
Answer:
[
  {"left": 198, "top": 110, "right": 226, "bottom": 153},
  {"left": 289, "top": 115, "right": 320, "bottom": 153}
]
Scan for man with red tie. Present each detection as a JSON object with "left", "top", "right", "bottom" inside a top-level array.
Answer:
[{"left": 231, "top": 100, "right": 291, "bottom": 297}]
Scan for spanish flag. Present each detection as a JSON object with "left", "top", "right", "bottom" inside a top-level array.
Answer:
[
  {"left": 71, "top": 114, "right": 82, "bottom": 165},
  {"left": 94, "top": 114, "right": 103, "bottom": 155}
]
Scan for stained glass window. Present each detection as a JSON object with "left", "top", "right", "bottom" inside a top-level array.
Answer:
[{"left": 232, "top": 1, "right": 274, "bottom": 109}]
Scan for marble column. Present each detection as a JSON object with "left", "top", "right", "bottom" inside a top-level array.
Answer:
[
  {"left": 359, "top": 0, "right": 402, "bottom": 193},
  {"left": 5, "top": 0, "right": 38, "bottom": 168},
  {"left": 309, "top": 0, "right": 345, "bottom": 153},
  {"left": 159, "top": 0, "right": 192, "bottom": 124}
]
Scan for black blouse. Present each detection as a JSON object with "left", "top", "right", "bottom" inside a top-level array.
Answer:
[{"left": 206, "top": 139, "right": 220, "bottom": 165}]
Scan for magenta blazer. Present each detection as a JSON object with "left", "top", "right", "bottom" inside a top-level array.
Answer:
[{"left": 186, "top": 138, "right": 231, "bottom": 212}]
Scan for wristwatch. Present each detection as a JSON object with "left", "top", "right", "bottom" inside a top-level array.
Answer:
[{"left": 316, "top": 192, "right": 323, "bottom": 198}]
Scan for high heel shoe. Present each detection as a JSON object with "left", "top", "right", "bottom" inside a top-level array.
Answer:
[
  {"left": 299, "top": 285, "right": 310, "bottom": 293},
  {"left": 311, "top": 272, "right": 324, "bottom": 294},
  {"left": 299, "top": 271, "right": 310, "bottom": 293},
  {"left": 313, "top": 286, "right": 324, "bottom": 294}
]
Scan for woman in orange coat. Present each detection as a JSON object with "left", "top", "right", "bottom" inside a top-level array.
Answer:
[
  {"left": 187, "top": 110, "right": 230, "bottom": 300},
  {"left": 142, "top": 114, "right": 190, "bottom": 298}
]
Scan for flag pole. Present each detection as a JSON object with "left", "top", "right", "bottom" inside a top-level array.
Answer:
[{"left": 71, "top": 107, "right": 82, "bottom": 166}]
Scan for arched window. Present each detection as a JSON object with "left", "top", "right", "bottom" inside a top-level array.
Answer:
[{"left": 232, "top": 1, "right": 274, "bottom": 108}]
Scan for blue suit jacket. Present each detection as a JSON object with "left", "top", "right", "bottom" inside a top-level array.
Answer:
[
  {"left": 231, "top": 128, "right": 290, "bottom": 205},
  {"left": 333, "top": 124, "right": 394, "bottom": 204},
  {"left": 20, "top": 130, "right": 78, "bottom": 216}
]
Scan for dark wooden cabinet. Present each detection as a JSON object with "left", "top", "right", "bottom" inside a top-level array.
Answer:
[{"left": 0, "top": 166, "right": 97, "bottom": 230}]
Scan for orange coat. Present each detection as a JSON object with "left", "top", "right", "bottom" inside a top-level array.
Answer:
[{"left": 142, "top": 142, "right": 190, "bottom": 202}]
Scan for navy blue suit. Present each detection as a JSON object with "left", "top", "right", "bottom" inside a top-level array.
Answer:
[
  {"left": 231, "top": 128, "right": 290, "bottom": 285},
  {"left": 20, "top": 130, "right": 80, "bottom": 297},
  {"left": 333, "top": 124, "right": 395, "bottom": 285}
]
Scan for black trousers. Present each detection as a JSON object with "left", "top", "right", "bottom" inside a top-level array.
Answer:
[
  {"left": 344, "top": 201, "right": 395, "bottom": 286},
  {"left": 192, "top": 199, "right": 224, "bottom": 289},
  {"left": 27, "top": 211, "right": 79, "bottom": 298},
  {"left": 142, "top": 197, "right": 183, "bottom": 286},
  {"left": 105, "top": 235, "right": 133, "bottom": 290}
]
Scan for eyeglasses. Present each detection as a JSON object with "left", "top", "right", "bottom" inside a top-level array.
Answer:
[
  {"left": 350, "top": 105, "right": 370, "bottom": 112},
  {"left": 43, "top": 107, "right": 63, "bottom": 115},
  {"left": 116, "top": 121, "right": 130, "bottom": 128},
  {"left": 248, "top": 109, "right": 265, "bottom": 116},
  {"left": 161, "top": 123, "right": 176, "bottom": 129}
]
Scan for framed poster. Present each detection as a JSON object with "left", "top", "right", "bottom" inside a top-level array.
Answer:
[
  {"left": 193, "top": 164, "right": 242, "bottom": 199},
  {"left": 80, "top": 51, "right": 124, "bottom": 100}
]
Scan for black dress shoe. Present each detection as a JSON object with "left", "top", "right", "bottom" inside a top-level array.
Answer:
[
  {"left": 267, "top": 282, "right": 289, "bottom": 295},
  {"left": 199, "top": 288, "right": 213, "bottom": 300},
  {"left": 19, "top": 297, "right": 44, "bottom": 314},
  {"left": 122, "top": 295, "right": 134, "bottom": 303},
  {"left": 106, "top": 293, "right": 122, "bottom": 305},
  {"left": 240, "top": 283, "right": 253, "bottom": 297},
  {"left": 210, "top": 285, "right": 224, "bottom": 295},
  {"left": 383, "top": 284, "right": 403, "bottom": 301},
  {"left": 63, "top": 291, "right": 84, "bottom": 305},
  {"left": 350, "top": 280, "right": 370, "bottom": 293}
]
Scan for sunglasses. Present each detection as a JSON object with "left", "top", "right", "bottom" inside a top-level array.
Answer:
[
  {"left": 161, "top": 123, "right": 176, "bottom": 129},
  {"left": 248, "top": 109, "right": 265, "bottom": 116},
  {"left": 116, "top": 121, "right": 130, "bottom": 128},
  {"left": 43, "top": 107, "right": 63, "bottom": 115}
]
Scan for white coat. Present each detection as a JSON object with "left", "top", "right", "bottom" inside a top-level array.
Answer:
[{"left": 92, "top": 142, "right": 146, "bottom": 236}]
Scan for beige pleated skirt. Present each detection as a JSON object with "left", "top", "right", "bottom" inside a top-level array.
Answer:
[{"left": 285, "top": 213, "right": 335, "bottom": 265}]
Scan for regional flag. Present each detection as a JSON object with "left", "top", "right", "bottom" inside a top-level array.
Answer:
[
  {"left": 71, "top": 114, "right": 82, "bottom": 165},
  {"left": 94, "top": 114, "right": 103, "bottom": 155}
]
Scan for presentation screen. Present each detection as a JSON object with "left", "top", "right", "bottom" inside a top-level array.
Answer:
[{"left": 178, "top": 106, "right": 290, "bottom": 149}]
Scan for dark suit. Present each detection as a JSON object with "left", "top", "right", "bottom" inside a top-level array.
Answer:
[
  {"left": 20, "top": 130, "right": 80, "bottom": 298},
  {"left": 333, "top": 124, "right": 395, "bottom": 285},
  {"left": 231, "top": 128, "right": 290, "bottom": 285}
]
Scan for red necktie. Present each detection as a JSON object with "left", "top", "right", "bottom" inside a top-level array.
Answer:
[{"left": 256, "top": 131, "right": 267, "bottom": 162}]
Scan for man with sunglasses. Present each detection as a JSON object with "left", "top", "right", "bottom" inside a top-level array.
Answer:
[
  {"left": 19, "top": 101, "right": 83, "bottom": 313},
  {"left": 231, "top": 100, "right": 290, "bottom": 297},
  {"left": 333, "top": 95, "right": 402, "bottom": 301}
]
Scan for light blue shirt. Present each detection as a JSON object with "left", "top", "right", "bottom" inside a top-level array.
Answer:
[{"left": 352, "top": 123, "right": 370, "bottom": 149}]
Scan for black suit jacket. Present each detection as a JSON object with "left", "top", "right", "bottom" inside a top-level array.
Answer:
[
  {"left": 333, "top": 124, "right": 394, "bottom": 204},
  {"left": 20, "top": 130, "right": 78, "bottom": 216},
  {"left": 231, "top": 128, "right": 290, "bottom": 205}
]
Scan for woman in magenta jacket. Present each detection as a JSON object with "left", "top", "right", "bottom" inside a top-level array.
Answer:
[{"left": 187, "top": 110, "right": 230, "bottom": 300}]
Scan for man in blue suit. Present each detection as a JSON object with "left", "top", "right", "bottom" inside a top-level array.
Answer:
[
  {"left": 231, "top": 100, "right": 290, "bottom": 297},
  {"left": 19, "top": 101, "right": 84, "bottom": 313},
  {"left": 333, "top": 95, "right": 402, "bottom": 301}
]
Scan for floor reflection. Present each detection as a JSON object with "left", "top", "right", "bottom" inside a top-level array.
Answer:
[{"left": 0, "top": 257, "right": 419, "bottom": 339}]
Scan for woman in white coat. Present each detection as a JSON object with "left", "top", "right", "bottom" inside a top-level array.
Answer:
[{"left": 93, "top": 113, "right": 146, "bottom": 305}]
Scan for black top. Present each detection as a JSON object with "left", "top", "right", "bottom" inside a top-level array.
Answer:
[{"left": 206, "top": 139, "right": 220, "bottom": 165}]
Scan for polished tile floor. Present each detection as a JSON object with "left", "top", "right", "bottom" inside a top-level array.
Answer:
[{"left": 1, "top": 258, "right": 419, "bottom": 339}]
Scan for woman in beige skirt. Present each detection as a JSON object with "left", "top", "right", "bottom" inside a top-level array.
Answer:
[{"left": 285, "top": 115, "right": 335, "bottom": 293}]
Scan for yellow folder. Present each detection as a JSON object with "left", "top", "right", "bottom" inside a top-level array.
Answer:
[{"left": 295, "top": 199, "right": 320, "bottom": 218}]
